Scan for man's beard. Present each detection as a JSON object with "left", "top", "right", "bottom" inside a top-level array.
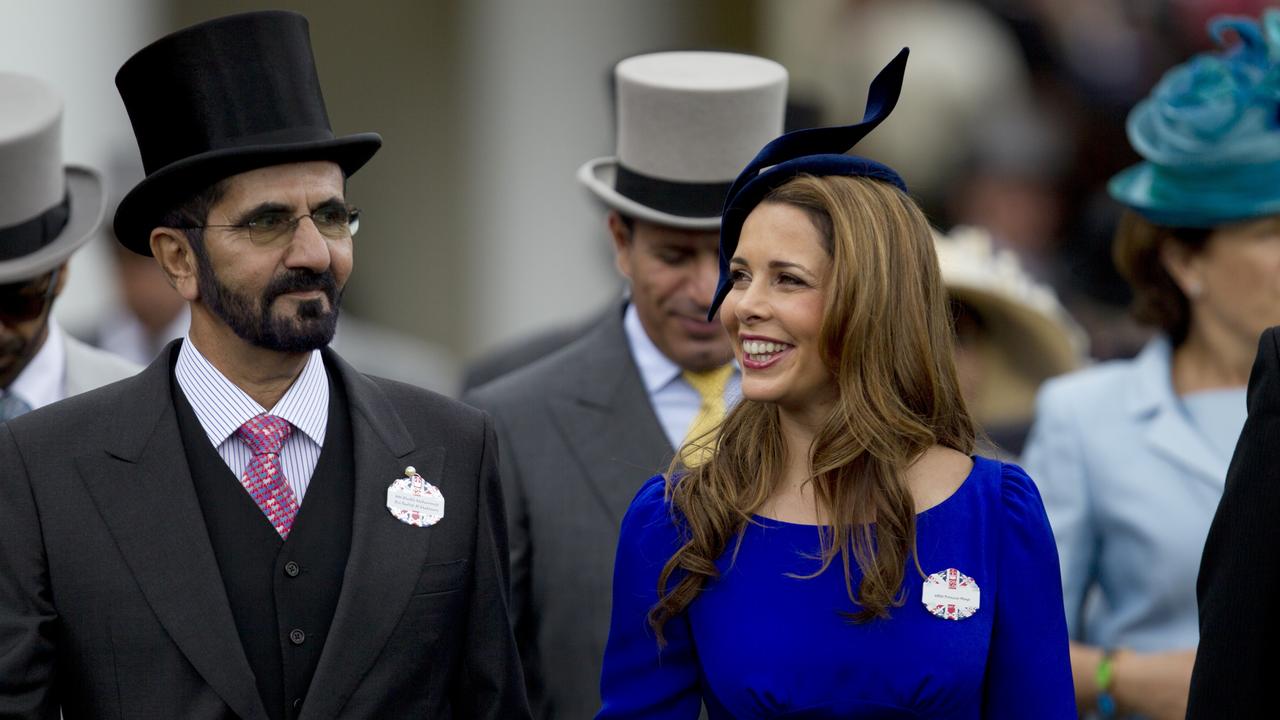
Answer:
[
  {"left": 195, "top": 253, "right": 342, "bottom": 353},
  {"left": 0, "top": 331, "right": 32, "bottom": 378}
]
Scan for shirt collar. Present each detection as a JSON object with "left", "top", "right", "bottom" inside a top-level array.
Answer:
[
  {"left": 623, "top": 303, "right": 683, "bottom": 394},
  {"left": 175, "top": 336, "right": 329, "bottom": 447},
  {"left": 8, "top": 317, "right": 66, "bottom": 411}
]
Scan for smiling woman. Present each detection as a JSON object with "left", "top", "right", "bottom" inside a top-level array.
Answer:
[
  {"left": 672, "top": 174, "right": 974, "bottom": 626},
  {"left": 596, "top": 49, "right": 1077, "bottom": 720}
]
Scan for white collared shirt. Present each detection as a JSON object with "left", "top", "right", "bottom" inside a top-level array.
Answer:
[
  {"left": 623, "top": 303, "right": 741, "bottom": 449},
  {"left": 7, "top": 316, "right": 67, "bottom": 411},
  {"left": 175, "top": 337, "right": 329, "bottom": 503}
]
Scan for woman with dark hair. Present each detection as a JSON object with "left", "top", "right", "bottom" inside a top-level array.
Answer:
[
  {"left": 596, "top": 51, "right": 1076, "bottom": 719},
  {"left": 1021, "top": 13, "right": 1280, "bottom": 719}
]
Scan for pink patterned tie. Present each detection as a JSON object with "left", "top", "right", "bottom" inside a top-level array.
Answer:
[{"left": 236, "top": 414, "right": 299, "bottom": 539}]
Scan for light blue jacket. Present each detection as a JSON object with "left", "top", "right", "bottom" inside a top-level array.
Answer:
[{"left": 1022, "top": 338, "right": 1241, "bottom": 652}]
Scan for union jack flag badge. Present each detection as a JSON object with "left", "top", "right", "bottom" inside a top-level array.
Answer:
[
  {"left": 386, "top": 465, "right": 445, "bottom": 528},
  {"left": 922, "top": 567, "right": 980, "bottom": 621}
]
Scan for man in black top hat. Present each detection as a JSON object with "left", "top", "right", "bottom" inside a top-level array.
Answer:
[{"left": 0, "top": 11, "right": 528, "bottom": 720}]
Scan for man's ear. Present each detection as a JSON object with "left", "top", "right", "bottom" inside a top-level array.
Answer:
[
  {"left": 607, "top": 211, "right": 634, "bottom": 280},
  {"left": 149, "top": 228, "right": 201, "bottom": 301}
]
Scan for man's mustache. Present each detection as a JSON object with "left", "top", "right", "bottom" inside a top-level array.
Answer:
[{"left": 263, "top": 269, "right": 339, "bottom": 305}]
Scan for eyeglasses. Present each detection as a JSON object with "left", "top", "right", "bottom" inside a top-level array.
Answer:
[
  {"left": 0, "top": 268, "right": 59, "bottom": 325},
  {"left": 181, "top": 204, "right": 360, "bottom": 247}
]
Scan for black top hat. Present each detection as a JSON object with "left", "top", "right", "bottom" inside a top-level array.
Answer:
[{"left": 113, "top": 10, "right": 382, "bottom": 255}]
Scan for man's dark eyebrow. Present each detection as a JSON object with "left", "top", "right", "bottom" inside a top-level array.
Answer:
[
  {"left": 310, "top": 196, "right": 345, "bottom": 212},
  {"left": 229, "top": 201, "right": 291, "bottom": 226},
  {"left": 227, "top": 196, "right": 345, "bottom": 226}
]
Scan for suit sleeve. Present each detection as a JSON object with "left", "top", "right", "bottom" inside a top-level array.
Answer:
[
  {"left": 1021, "top": 381, "right": 1096, "bottom": 639},
  {"left": 460, "top": 389, "right": 546, "bottom": 713},
  {"left": 596, "top": 476, "right": 701, "bottom": 719},
  {"left": 452, "top": 414, "right": 532, "bottom": 718},
  {"left": 0, "top": 423, "right": 59, "bottom": 719},
  {"left": 982, "top": 464, "right": 1077, "bottom": 718},
  {"left": 490, "top": 406, "right": 547, "bottom": 713},
  {"left": 1188, "top": 327, "right": 1280, "bottom": 718}
]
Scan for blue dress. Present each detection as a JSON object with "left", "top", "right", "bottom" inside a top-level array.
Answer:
[{"left": 597, "top": 457, "right": 1076, "bottom": 719}]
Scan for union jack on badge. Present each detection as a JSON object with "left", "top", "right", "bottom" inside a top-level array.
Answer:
[
  {"left": 386, "top": 465, "right": 445, "bottom": 528},
  {"left": 921, "top": 567, "right": 980, "bottom": 621}
]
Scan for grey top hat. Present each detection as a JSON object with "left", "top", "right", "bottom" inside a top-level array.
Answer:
[
  {"left": 0, "top": 73, "right": 105, "bottom": 284},
  {"left": 578, "top": 51, "right": 787, "bottom": 230}
]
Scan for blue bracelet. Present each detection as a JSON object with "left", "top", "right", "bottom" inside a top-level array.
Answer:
[{"left": 1097, "top": 691, "right": 1116, "bottom": 718}]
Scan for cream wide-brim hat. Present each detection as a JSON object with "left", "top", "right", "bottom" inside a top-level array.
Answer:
[
  {"left": 0, "top": 73, "right": 105, "bottom": 284},
  {"left": 579, "top": 51, "right": 787, "bottom": 229},
  {"left": 935, "top": 226, "right": 1088, "bottom": 425}
]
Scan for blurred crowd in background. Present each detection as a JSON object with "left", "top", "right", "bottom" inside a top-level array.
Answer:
[
  {"left": 7, "top": 2, "right": 1280, "bottom": 717},
  {"left": 774, "top": 0, "right": 1264, "bottom": 363},
  {"left": 5, "top": 0, "right": 1268, "bottom": 407}
]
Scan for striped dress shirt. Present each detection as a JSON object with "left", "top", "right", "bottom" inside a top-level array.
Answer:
[{"left": 175, "top": 338, "right": 329, "bottom": 503}]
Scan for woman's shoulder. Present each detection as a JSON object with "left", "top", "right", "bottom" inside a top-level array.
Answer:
[
  {"left": 627, "top": 473, "right": 671, "bottom": 516},
  {"left": 1036, "top": 338, "right": 1169, "bottom": 411},
  {"left": 1037, "top": 357, "right": 1139, "bottom": 407},
  {"left": 970, "top": 456, "right": 1053, "bottom": 529},
  {"left": 618, "top": 474, "right": 684, "bottom": 550}
]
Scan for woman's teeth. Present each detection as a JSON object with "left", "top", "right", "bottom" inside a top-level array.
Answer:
[{"left": 743, "top": 340, "right": 787, "bottom": 362}]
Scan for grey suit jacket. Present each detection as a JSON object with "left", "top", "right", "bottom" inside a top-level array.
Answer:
[
  {"left": 0, "top": 342, "right": 530, "bottom": 719},
  {"left": 465, "top": 305, "right": 672, "bottom": 720},
  {"left": 63, "top": 331, "right": 140, "bottom": 396}
]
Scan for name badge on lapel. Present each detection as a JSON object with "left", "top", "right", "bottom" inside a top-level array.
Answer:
[
  {"left": 386, "top": 466, "right": 445, "bottom": 527},
  {"left": 922, "top": 567, "right": 980, "bottom": 621}
]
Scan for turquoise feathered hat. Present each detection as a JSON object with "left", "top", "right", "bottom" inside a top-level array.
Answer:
[{"left": 1109, "top": 11, "right": 1280, "bottom": 228}]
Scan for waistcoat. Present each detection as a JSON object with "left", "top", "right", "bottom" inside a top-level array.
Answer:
[{"left": 173, "top": 363, "right": 355, "bottom": 720}]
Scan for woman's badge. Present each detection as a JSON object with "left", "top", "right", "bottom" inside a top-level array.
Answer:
[
  {"left": 922, "top": 568, "right": 980, "bottom": 620},
  {"left": 386, "top": 465, "right": 445, "bottom": 528}
]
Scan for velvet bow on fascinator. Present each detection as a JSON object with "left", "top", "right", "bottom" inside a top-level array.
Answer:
[
  {"left": 1109, "top": 11, "right": 1280, "bottom": 228},
  {"left": 708, "top": 49, "right": 910, "bottom": 319}
]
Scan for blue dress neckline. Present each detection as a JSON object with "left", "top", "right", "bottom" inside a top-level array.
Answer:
[{"left": 749, "top": 455, "right": 983, "bottom": 529}]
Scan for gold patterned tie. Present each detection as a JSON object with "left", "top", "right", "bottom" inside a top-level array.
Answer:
[{"left": 679, "top": 364, "right": 735, "bottom": 467}]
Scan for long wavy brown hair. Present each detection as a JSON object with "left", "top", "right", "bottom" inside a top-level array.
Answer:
[{"left": 651, "top": 175, "right": 976, "bottom": 643}]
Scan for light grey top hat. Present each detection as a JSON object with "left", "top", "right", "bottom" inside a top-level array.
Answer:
[
  {"left": 578, "top": 51, "right": 787, "bottom": 230},
  {"left": 0, "top": 73, "right": 105, "bottom": 284}
]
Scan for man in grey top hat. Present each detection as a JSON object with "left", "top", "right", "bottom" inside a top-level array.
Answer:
[
  {"left": 0, "top": 73, "right": 140, "bottom": 422},
  {"left": 465, "top": 51, "right": 787, "bottom": 718}
]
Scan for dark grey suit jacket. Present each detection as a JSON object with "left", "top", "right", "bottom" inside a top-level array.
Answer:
[
  {"left": 0, "top": 342, "right": 530, "bottom": 719},
  {"left": 464, "top": 305, "right": 672, "bottom": 720}
]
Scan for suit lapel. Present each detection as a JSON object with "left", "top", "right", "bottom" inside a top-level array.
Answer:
[
  {"left": 548, "top": 311, "right": 673, "bottom": 525},
  {"left": 1128, "top": 339, "right": 1228, "bottom": 486},
  {"left": 75, "top": 343, "right": 269, "bottom": 720},
  {"left": 1143, "top": 404, "right": 1226, "bottom": 487},
  {"left": 302, "top": 350, "right": 440, "bottom": 719}
]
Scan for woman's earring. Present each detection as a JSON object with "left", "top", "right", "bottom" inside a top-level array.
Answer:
[{"left": 1185, "top": 280, "right": 1203, "bottom": 299}]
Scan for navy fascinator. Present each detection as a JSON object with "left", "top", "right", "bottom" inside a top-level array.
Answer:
[{"left": 708, "top": 48, "right": 910, "bottom": 320}]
